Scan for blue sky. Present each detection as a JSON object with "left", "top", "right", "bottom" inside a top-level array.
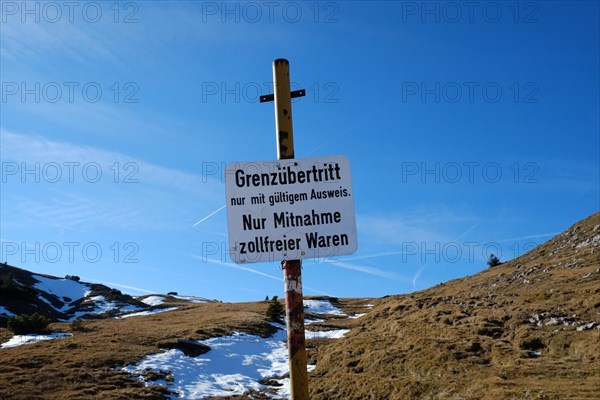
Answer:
[{"left": 1, "top": 1, "right": 598, "bottom": 301}]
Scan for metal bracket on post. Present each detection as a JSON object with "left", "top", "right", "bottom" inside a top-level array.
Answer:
[
  {"left": 260, "top": 89, "right": 306, "bottom": 103},
  {"left": 262, "top": 58, "right": 309, "bottom": 400}
]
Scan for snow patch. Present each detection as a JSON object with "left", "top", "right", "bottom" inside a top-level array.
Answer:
[
  {"left": 119, "top": 307, "right": 178, "bottom": 319},
  {"left": 88, "top": 295, "right": 120, "bottom": 314},
  {"left": 348, "top": 313, "right": 366, "bottom": 319},
  {"left": 123, "top": 330, "right": 291, "bottom": 399},
  {"left": 0, "top": 306, "right": 15, "bottom": 317},
  {"left": 65, "top": 297, "right": 144, "bottom": 321},
  {"left": 141, "top": 296, "right": 165, "bottom": 307},
  {"left": 1, "top": 333, "right": 72, "bottom": 349},
  {"left": 37, "top": 294, "right": 59, "bottom": 309},
  {"left": 32, "top": 275, "right": 90, "bottom": 310},
  {"left": 172, "top": 295, "right": 209, "bottom": 303},
  {"left": 306, "top": 329, "right": 350, "bottom": 340},
  {"left": 576, "top": 322, "right": 599, "bottom": 331},
  {"left": 304, "top": 299, "right": 345, "bottom": 315},
  {"left": 119, "top": 304, "right": 144, "bottom": 313}
]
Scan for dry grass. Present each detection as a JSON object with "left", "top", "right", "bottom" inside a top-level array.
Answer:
[
  {"left": 1, "top": 213, "right": 598, "bottom": 399},
  {"left": 309, "top": 212, "right": 600, "bottom": 399},
  {"left": 0, "top": 300, "right": 277, "bottom": 399}
]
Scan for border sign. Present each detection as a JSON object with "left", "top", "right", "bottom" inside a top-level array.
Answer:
[{"left": 225, "top": 154, "right": 357, "bottom": 263}]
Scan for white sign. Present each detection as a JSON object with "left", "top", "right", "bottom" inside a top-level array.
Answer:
[{"left": 225, "top": 155, "right": 357, "bottom": 263}]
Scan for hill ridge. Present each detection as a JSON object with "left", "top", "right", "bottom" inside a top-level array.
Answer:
[
  {"left": 308, "top": 212, "right": 600, "bottom": 399},
  {"left": 0, "top": 264, "right": 161, "bottom": 324}
]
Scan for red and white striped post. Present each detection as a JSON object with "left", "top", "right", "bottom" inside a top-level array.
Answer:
[{"left": 262, "top": 58, "right": 309, "bottom": 400}]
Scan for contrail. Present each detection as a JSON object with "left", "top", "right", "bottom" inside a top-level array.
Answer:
[
  {"left": 199, "top": 257, "right": 331, "bottom": 295},
  {"left": 201, "top": 257, "right": 283, "bottom": 282},
  {"left": 80, "top": 277, "right": 156, "bottom": 294},
  {"left": 452, "top": 223, "right": 478, "bottom": 241},
  {"left": 343, "top": 251, "right": 405, "bottom": 262},
  {"left": 495, "top": 232, "right": 559, "bottom": 242},
  {"left": 193, "top": 204, "right": 226, "bottom": 227},
  {"left": 412, "top": 265, "right": 425, "bottom": 289},
  {"left": 331, "top": 261, "right": 412, "bottom": 284}
]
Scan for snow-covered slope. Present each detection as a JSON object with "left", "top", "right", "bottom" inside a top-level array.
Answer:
[
  {"left": 0, "top": 264, "right": 180, "bottom": 324},
  {"left": 31, "top": 274, "right": 91, "bottom": 313}
]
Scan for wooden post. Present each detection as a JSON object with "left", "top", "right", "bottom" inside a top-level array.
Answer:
[{"left": 272, "top": 58, "right": 309, "bottom": 400}]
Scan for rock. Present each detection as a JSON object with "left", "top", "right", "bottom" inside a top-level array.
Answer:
[{"left": 157, "top": 339, "right": 211, "bottom": 357}]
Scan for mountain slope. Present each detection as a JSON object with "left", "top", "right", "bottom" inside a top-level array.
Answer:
[
  {"left": 0, "top": 212, "right": 598, "bottom": 399},
  {"left": 310, "top": 212, "right": 600, "bottom": 399},
  {"left": 0, "top": 264, "right": 152, "bottom": 324},
  {"left": 0, "top": 296, "right": 280, "bottom": 399}
]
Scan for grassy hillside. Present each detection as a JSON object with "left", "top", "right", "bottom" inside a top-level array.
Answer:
[
  {"left": 0, "top": 212, "right": 598, "bottom": 399},
  {"left": 0, "top": 299, "right": 280, "bottom": 399},
  {"left": 310, "top": 212, "right": 600, "bottom": 399}
]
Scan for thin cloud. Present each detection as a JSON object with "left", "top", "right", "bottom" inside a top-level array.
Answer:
[
  {"left": 1, "top": 130, "right": 221, "bottom": 199},
  {"left": 1, "top": 130, "right": 224, "bottom": 230},
  {"left": 1, "top": 13, "right": 129, "bottom": 69}
]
